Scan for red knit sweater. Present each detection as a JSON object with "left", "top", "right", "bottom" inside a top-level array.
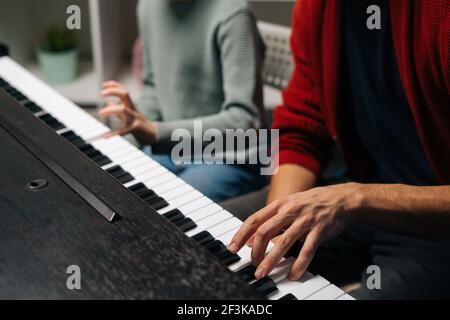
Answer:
[{"left": 273, "top": 0, "right": 450, "bottom": 184}]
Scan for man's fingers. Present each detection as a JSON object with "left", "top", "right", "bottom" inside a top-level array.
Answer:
[
  {"left": 288, "top": 228, "right": 321, "bottom": 281},
  {"left": 229, "top": 201, "right": 281, "bottom": 254},
  {"left": 250, "top": 214, "right": 294, "bottom": 267},
  {"left": 254, "top": 221, "right": 307, "bottom": 279},
  {"left": 246, "top": 234, "right": 255, "bottom": 247}
]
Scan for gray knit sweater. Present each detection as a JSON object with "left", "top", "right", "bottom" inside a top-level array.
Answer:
[{"left": 137, "top": 0, "right": 265, "bottom": 156}]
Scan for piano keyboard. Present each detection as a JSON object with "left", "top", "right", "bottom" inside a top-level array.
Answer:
[{"left": 0, "top": 56, "right": 354, "bottom": 301}]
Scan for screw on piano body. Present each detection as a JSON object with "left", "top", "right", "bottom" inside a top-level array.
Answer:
[{"left": 26, "top": 179, "right": 49, "bottom": 191}]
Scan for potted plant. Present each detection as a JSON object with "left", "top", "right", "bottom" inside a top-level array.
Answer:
[{"left": 37, "top": 26, "right": 78, "bottom": 84}]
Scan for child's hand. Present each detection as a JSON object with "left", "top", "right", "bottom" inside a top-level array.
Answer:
[{"left": 98, "top": 81, "right": 158, "bottom": 144}]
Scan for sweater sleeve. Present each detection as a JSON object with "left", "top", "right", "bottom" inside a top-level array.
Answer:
[
  {"left": 272, "top": 1, "right": 333, "bottom": 175},
  {"left": 153, "top": 10, "right": 265, "bottom": 144},
  {"left": 137, "top": 2, "right": 162, "bottom": 122}
]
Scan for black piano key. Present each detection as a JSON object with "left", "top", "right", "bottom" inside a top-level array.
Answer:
[
  {"left": 61, "top": 130, "right": 78, "bottom": 142},
  {"left": 38, "top": 113, "right": 65, "bottom": 131},
  {"left": 83, "top": 147, "right": 100, "bottom": 158},
  {"left": 172, "top": 216, "right": 191, "bottom": 227},
  {"left": 5, "top": 87, "right": 27, "bottom": 101},
  {"left": 135, "top": 188, "right": 156, "bottom": 199},
  {"left": 88, "top": 150, "right": 103, "bottom": 160},
  {"left": 250, "top": 277, "right": 278, "bottom": 297},
  {"left": 79, "top": 145, "right": 104, "bottom": 159},
  {"left": 38, "top": 113, "right": 53, "bottom": 123},
  {"left": 204, "top": 240, "right": 227, "bottom": 255},
  {"left": 128, "top": 183, "right": 146, "bottom": 193},
  {"left": 71, "top": 138, "right": 87, "bottom": 149},
  {"left": 105, "top": 165, "right": 124, "bottom": 177},
  {"left": 0, "top": 77, "right": 7, "bottom": 87},
  {"left": 191, "top": 231, "right": 215, "bottom": 246},
  {"left": 279, "top": 294, "right": 298, "bottom": 301},
  {"left": 48, "top": 121, "right": 65, "bottom": 131},
  {"left": 61, "top": 131, "right": 87, "bottom": 149},
  {"left": 163, "top": 209, "right": 184, "bottom": 222},
  {"left": 142, "top": 193, "right": 161, "bottom": 204},
  {"left": 236, "top": 265, "right": 257, "bottom": 282},
  {"left": 169, "top": 213, "right": 186, "bottom": 224},
  {"left": 22, "top": 101, "right": 43, "bottom": 113},
  {"left": 52, "top": 122, "right": 65, "bottom": 131},
  {"left": 178, "top": 218, "right": 197, "bottom": 232},
  {"left": 214, "top": 250, "right": 241, "bottom": 266},
  {"left": 141, "top": 193, "right": 168, "bottom": 209},
  {"left": 93, "top": 155, "right": 112, "bottom": 167},
  {"left": 2, "top": 84, "right": 13, "bottom": 91},
  {"left": 147, "top": 197, "right": 169, "bottom": 210},
  {"left": 105, "top": 165, "right": 134, "bottom": 184},
  {"left": 116, "top": 173, "right": 134, "bottom": 184},
  {"left": 86, "top": 152, "right": 112, "bottom": 167},
  {"left": 61, "top": 130, "right": 78, "bottom": 140},
  {"left": 78, "top": 143, "right": 94, "bottom": 153},
  {"left": 14, "top": 92, "right": 28, "bottom": 102}
]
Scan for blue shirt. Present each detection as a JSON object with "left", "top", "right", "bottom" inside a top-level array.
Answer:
[{"left": 344, "top": 0, "right": 437, "bottom": 185}]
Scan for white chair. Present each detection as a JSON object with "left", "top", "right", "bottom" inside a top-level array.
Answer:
[{"left": 258, "top": 21, "right": 293, "bottom": 111}]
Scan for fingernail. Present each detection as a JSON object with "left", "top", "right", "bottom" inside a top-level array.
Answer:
[
  {"left": 255, "top": 267, "right": 265, "bottom": 279},
  {"left": 288, "top": 272, "right": 299, "bottom": 281},
  {"left": 229, "top": 242, "right": 237, "bottom": 253}
]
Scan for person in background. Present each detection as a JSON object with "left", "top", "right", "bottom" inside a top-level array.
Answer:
[
  {"left": 98, "top": 0, "right": 266, "bottom": 202},
  {"left": 223, "top": 0, "right": 450, "bottom": 299}
]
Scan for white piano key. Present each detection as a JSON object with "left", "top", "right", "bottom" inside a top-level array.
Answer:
[
  {"left": 266, "top": 258, "right": 293, "bottom": 284},
  {"left": 159, "top": 190, "right": 203, "bottom": 214},
  {"left": 217, "top": 228, "right": 240, "bottom": 246},
  {"left": 178, "top": 197, "right": 212, "bottom": 215},
  {"left": 305, "top": 284, "right": 345, "bottom": 300},
  {"left": 121, "top": 156, "right": 154, "bottom": 172},
  {"left": 153, "top": 178, "right": 185, "bottom": 195},
  {"left": 337, "top": 294, "right": 355, "bottom": 300},
  {"left": 55, "top": 114, "right": 98, "bottom": 128},
  {"left": 229, "top": 242, "right": 274, "bottom": 272},
  {"left": 269, "top": 274, "right": 330, "bottom": 300},
  {"left": 196, "top": 210, "right": 232, "bottom": 230},
  {"left": 93, "top": 142, "right": 131, "bottom": 156},
  {"left": 126, "top": 160, "right": 159, "bottom": 176},
  {"left": 110, "top": 151, "right": 145, "bottom": 165},
  {"left": 105, "top": 145, "right": 137, "bottom": 159},
  {"left": 91, "top": 136, "right": 126, "bottom": 149},
  {"left": 185, "top": 210, "right": 233, "bottom": 238},
  {"left": 103, "top": 147, "right": 141, "bottom": 162},
  {"left": 208, "top": 217, "right": 242, "bottom": 238},
  {"left": 76, "top": 126, "right": 109, "bottom": 141},
  {"left": 142, "top": 172, "right": 177, "bottom": 189},
  {"left": 228, "top": 246, "right": 253, "bottom": 272},
  {"left": 187, "top": 203, "right": 222, "bottom": 222},
  {"left": 101, "top": 152, "right": 152, "bottom": 171},
  {"left": 135, "top": 166, "right": 168, "bottom": 182},
  {"left": 160, "top": 184, "right": 193, "bottom": 201},
  {"left": 120, "top": 165, "right": 163, "bottom": 188}
]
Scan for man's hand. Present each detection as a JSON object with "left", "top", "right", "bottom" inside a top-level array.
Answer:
[
  {"left": 98, "top": 81, "right": 158, "bottom": 145},
  {"left": 229, "top": 182, "right": 364, "bottom": 281}
]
